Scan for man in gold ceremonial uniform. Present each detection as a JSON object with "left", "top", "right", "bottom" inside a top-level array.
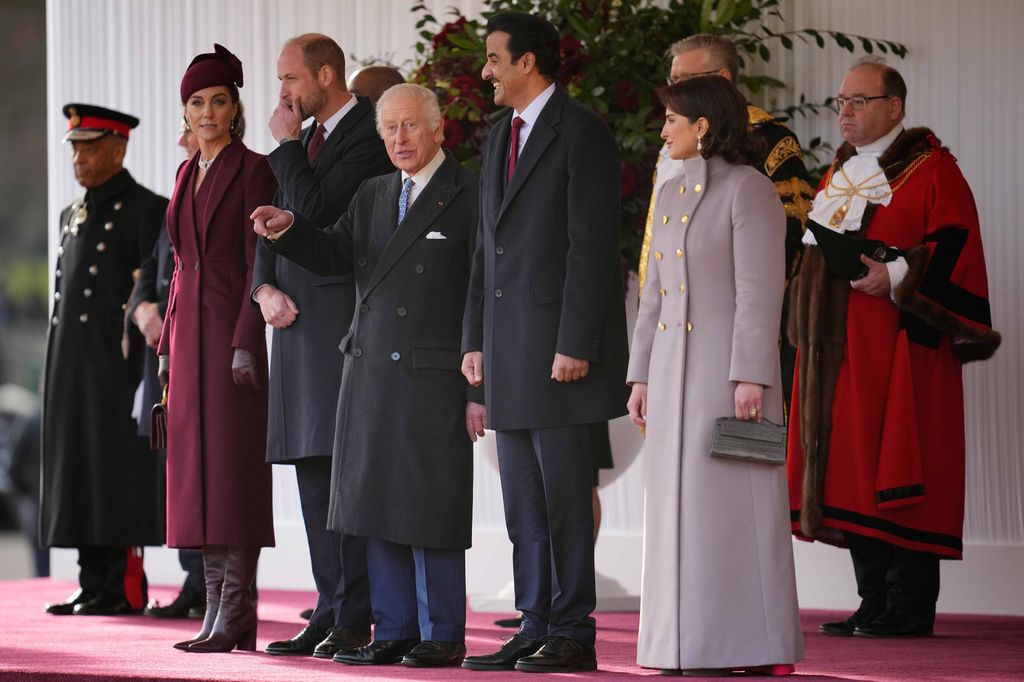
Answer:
[{"left": 638, "top": 34, "right": 813, "bottom": 409}]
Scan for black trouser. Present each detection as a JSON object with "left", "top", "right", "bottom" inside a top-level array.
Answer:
[
  {"left": 179, "top": 549, "right": 204, "bottom": 595},
  {"left": 848, "top": 533, "right": 940, "bottom": 624},
  {"left": 78, "top": 546, "right": 148, "bottom": 609},
  {"left": 294, "top": 457, "right": 371, "bottom": 631}
]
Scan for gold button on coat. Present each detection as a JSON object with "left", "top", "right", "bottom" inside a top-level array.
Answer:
[
  {"left": 679, "top": 284, "right": 686, "bottom": 294},
  {"left": 661, "top": 215, "right": 668, "bottom": 224},
  {"left": 676, "top": 248, "right": 683, "bottom": 258},
  {"left": 681, "top": 214, "right": 689, "bottom": 223},
  {"left": 686, "top": 321, "right": 693, "bottom": 332},
  {"left": 654, "top": 251, "right": 663, "bottom": 260},
  {"left": 678, "top": 185, "right": 686, "bottom": 194},
  {"left": 694, "top": 183, "right": 702, "bottom": 193},
  {"left": 658, "top": 288, "right": 666, "bottom": 297},
  {"left": 657, "top": 322, "right": 666, "bottom": 331}
]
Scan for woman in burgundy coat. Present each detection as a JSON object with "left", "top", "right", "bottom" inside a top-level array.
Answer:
[{"left": 157, "top": 44, "right": 277, "bottom": 653}]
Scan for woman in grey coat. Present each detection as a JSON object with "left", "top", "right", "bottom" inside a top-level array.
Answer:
[{"left": 626, "top": 76, "right": 804, "bottom": 676}]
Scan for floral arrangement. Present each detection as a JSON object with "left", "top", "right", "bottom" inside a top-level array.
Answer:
[{"left": 410, "top": 0, "right": 905, "bottom": 267}]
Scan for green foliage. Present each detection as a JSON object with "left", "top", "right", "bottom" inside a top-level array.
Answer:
[{"left": 411, "top": 0, "right": 904, "bottom": 267}]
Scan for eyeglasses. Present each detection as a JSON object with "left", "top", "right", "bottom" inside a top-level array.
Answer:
[
  {"left": 832, "top": 95, "right": 891, "bottom": 113},
  {"left": 667, "top": 70, "right": 722, "bottom": 85}
]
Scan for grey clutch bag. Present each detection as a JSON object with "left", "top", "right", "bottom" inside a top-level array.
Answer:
[{"left": 711, "top": 417, "right": 787, "bottom": 465}]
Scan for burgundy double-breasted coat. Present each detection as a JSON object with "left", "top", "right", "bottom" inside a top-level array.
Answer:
[{"left": 158, "top": 136, "right": 277, "bottom": 548}]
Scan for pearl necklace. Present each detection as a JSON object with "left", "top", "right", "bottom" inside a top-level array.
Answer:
[{"left": 197, "top": 156, "right": 217, "bottom": 171}]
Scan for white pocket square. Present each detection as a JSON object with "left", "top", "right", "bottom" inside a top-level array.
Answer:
[{"left": 425, "top": 231, "right": 447, "bottom": 240}]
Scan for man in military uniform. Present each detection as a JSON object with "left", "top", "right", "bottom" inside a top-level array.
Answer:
[
  {"left": 639, "top": 34, "right": 814, "bottom": 409},
  {"left": 41, "top": 104, "right": 167, "bottom": 616}
]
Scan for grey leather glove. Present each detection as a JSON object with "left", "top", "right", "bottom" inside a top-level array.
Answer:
[
  {"left": 158, "top": 355, "right": 170, "bottom": 388},
  {"left": 231, "top": 348, "right": 260, "bottom": 393}
]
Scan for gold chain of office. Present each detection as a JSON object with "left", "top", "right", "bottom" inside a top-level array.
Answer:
[{"left": 822, "top": 151, "right": 932, "bottom": 226}]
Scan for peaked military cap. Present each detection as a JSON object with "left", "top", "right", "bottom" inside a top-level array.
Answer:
[{"left": 62, "top": 103, "right": 139, "bottom": 143}]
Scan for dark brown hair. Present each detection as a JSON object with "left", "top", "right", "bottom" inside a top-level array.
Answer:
[{"left": 659, "top": 75, "right": 761, "bottom": 165}]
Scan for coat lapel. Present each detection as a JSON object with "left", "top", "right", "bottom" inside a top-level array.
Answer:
[
  {"left": 362, "top": 154, "right": 463, "bottom": 300},
  {"left": 498, "top": 87, "right": 565, "bottom": 219},
  {"left": 486, "top": 111, "right": 511, "bottom": 224},
  {"left": 197, "top": 136, "right": 244, "bottom": 245},
  {"left": 310, "top": 97, "right": 373, "bottom": 175}
]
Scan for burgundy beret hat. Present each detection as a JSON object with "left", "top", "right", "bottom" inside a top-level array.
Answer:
[{"left": 180, "top": 43, "right": 244, "bottom": 104}]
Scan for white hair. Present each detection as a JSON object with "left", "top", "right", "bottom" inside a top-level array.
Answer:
[{"left": 375, "top": 83, "right": 443, "bottom": 134}]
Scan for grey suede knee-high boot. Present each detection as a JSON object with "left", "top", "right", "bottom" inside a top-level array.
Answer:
[
  {"left": 173, "top": 545, "right": 226, "bottom": 650},
  {"left": 188, "top": 546, "right": 260, "bottom": 653}
]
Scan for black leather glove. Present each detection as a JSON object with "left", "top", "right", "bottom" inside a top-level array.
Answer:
[
  {"left": 231, "top": 348, "right": 260, "bottom": 393},
  {"left": 158, "top": 355, "right": 170, "bottom": 388}
]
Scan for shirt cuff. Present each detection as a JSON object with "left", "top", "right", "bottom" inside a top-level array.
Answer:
[
  {"left": 265, "top": 210, "right": 295, "bottom": 242},
  {"left": 886, "top": 256, "right": 909, "bottom": 302}
]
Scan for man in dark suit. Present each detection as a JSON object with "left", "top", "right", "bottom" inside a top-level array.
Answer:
[
  {"left": 253, "top": 83, "right": 482, "bottom": 669},
  {"left": 460, "top": 12, "right": 629, "bottom": 674},
  {"left": 254, "top": 33, "right": 392, "bottom": 659}
]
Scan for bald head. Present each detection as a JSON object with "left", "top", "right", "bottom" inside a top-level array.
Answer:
[{"left": 348, "top": 66, "right": 405, "bottom": 105}]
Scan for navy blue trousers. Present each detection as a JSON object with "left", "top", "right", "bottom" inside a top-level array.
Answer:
[
  {"left": 495, "top": 424, "right": 596, "bottom": 643},
  {"left": 295, "top": 457, "right": 372, "bottom": 631},
  {"left": 365, "top": 537, "right": 465, "bottom": 643}
]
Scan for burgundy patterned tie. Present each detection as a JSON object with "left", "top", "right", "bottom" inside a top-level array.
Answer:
[
  {"left": 507, "top": 116, "right": 525, "bottom": 184},
  {"left": 306, "top": 124, "right": 326, "bottom": 163}
]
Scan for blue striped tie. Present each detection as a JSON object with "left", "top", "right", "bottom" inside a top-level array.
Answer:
[{"left": 397, "top": 177, "right": 415, "bottom": 225}]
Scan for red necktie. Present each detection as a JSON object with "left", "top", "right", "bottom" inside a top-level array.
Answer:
[
  {"left": 507, "top": 116, "right": 525, "bottom": 184},
  {"left": 306, "top": 124, "right": 326, "bottom": 163}
]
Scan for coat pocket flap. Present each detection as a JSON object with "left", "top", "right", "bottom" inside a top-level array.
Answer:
[{"left": 338, "top": 331, "right": 353, "bottom": 354}]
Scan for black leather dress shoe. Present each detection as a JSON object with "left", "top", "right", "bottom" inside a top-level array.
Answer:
[
  {"left": 45, "top": 589, "right": 96, "bottom": 616},
  {"left": 494, "top": 615, "right": 524, "bottom": 628},
  {"left": 333, "top": 639, "right": 419, "bottom": 665},
  {"left": 819, "top": 606, "right": 883, "bottom": 636},
  {"left": 265, "top": 623, "right": 330, "bottom": 656},
  {"left": 401, "top": 641, "right": 466, "bottom": 668},
  {"left": 854, "top": 608, "right": 933, "bottom": 638},
  {"left": 515, "top": 636, "right": 597, "bottom": 673},
  {"left": 73, "top": 594, "right": 141, "bottom": 616},
  {"left": 144, "top": 589, "right": 205, "bottom": 619},
  {"left": 312, "top": 626, "right": 372, "bottom": 659},
  {"left": 462, "top": 633, "right": 542, "bottom": 671}
]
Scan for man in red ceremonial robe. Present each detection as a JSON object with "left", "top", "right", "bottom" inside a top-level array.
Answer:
[{"left": 787, "top": 58, "right": 1000, "bottom": 638}]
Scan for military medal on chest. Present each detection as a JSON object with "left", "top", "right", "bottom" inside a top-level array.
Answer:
[{"left": 74, "top": 201, "right": 88, "bottom": 227}]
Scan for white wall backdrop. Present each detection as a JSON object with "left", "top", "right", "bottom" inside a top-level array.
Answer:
[{"left": 46, "top": 0, "right": 1023, "bottom": 614}]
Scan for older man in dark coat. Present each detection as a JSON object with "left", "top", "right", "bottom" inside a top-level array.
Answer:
[
  {"left": 42, "top": 104, "right": 166, "bottom": 616},
  {"left": 253, "top": 33, "right": 392, "bottom": 659},
  {"left": 253, "top": 83, "right": 482, "bottom": 669}
]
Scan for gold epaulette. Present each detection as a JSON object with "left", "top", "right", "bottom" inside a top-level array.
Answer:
[{"left": 747, "top": 104, "right": 781, "bottom": 127}]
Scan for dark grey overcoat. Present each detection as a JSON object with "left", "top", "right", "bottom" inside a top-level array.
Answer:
[
  {"left": 41, "top": 169, "right": 166, "bottom": 547},
  {"left": 254, "top": 97, "right": 392, "bottom": 463},
  {"left": 462, "top": 87, "right": 629, "bottom": 430},
  {"left": 270, "top": 153, "right": 480, "bottom": 550}
]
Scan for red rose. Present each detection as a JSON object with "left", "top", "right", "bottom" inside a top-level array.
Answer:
[
  {"left": 443, "top": 119, "right": 465, "bottom": 148},
  {"left": 615, "top": 81, "right": 638, "bottom": 112},
  {"left": 451, "top": 74, "right": 479, "bottom": 95}
]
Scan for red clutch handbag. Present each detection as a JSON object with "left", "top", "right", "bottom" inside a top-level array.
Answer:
[{"left": 149, "top": 386, "right": 168, "bottom": 450}]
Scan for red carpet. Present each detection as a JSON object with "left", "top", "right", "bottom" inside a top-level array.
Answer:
[{"left": 0, "top": 579, "right": 1022, "bottom": 680}]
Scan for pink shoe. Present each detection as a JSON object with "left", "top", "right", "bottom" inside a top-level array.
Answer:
[{"left": 742, "top": 664, "right": 795, "bottom": 676}]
